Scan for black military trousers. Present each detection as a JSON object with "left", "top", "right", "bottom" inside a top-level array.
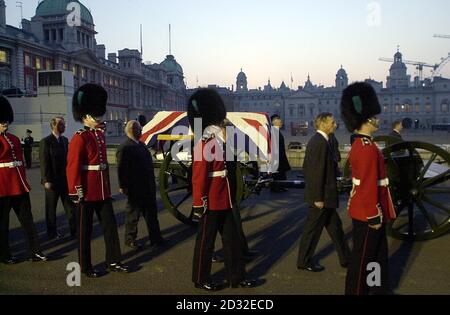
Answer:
[
  {"left": 24, "top": 150, "right": 32, "bottom": 169},
  {"left": 345, "top": 220, "right": 390, "bottom": 295},
  {"left": 297, "top": 206, "right": 350, "bottom": 268},
  {"left": 192, "top": 209, "right": 245, "bottom": 285},
  {"left": 0, "top": 193, "right": 40, "bottom": 260},
  {"left": 75, "top": 200, "right": 122, "bottom": 272},
  {"left": 124, "top": 196, "right": 162, "bottom": 244},
  {"left": 45, "top": 187, "right": 76, "bottom": 237}
]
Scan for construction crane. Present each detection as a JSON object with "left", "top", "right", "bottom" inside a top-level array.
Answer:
[
  {"left": 379, "top": 57, "right": 439, "bottom": 81},
  {"left": 433, "top": 34, "right": 450, "bottom": 78},
  {"left": 434, "top": 34, "right": 450, "bottom": 39}
]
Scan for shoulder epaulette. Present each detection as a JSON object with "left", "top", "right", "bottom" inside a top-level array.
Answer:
[{"left": 76, "top": 129, "right": 86, "bottom": 135}]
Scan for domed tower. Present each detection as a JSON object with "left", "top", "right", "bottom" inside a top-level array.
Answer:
[
  {"left": 386, "top": 49, "right": 410, "bottom": 89},
  {"left": 160, "top": 54, "right": 185, "bottom": 89},
  {"left": 236, "top": 69, "right": 248, "bottom": 92},
  {"left": 32, "top": 0, "right": 96, "bottom": 52},
  {"left": 304, "top": 74, "right": 314, "bottom": 91},
  {"left": 335, "top": 66, "right": 348, "bottom": 89}
]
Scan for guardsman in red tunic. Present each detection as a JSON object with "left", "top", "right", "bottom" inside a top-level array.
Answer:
[
  {"left": 341, "top": 82, "right": 397, "bottom": 295},
  {"left": 0, "top": 96, "right": 47, "bottom": 264},
  {"left": 67, "top": 84, "right": 129, "bottom": 278},
  {"left": 188, "top": 88, "right": 256, "bottom": 291}
]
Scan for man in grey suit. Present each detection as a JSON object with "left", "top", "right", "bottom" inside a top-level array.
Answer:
[{"left": 297, "top": 113, "right": 350, "bottom": 272}]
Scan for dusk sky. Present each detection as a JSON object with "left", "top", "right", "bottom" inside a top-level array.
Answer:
[{"left": 5, "top": 0, "right": 450, "bottom": 89}]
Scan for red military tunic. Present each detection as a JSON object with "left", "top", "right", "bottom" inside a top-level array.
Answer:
[
  {"left": 348, "top": 135, "right": 396, "bottom": 225},
  {"left": 67, "top": 125, "right": 111, "bottom": 202},
  {"left": 192, "top": 125, "right": 232, "bottom": 211},
  {"left": 0, "top": 132, "right": 31, "bottom": 197}
]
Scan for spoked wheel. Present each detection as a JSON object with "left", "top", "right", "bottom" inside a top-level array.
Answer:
[
  {"left": 159, "top": 151, "right": 252, "bottom": 225},
  {"left": 383, "top": 141, "right": 450, "bottom": 241},
  {"left": 159, "top": 151, "right": 195, "bottom": 226}
]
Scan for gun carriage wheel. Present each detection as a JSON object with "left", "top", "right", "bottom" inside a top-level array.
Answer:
[
  {"left": 158, "top": 145, "right": 251, "bottom": 226},
  {"left": 343, "top": 136, "right": 450, "bottom": 241},
  {"left": 383, "top": 141, "right": 450, "bottom": 241}
]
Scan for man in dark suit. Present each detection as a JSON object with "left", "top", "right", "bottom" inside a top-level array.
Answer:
[
  {"left": 329, "top": 133, "right": 342, "bottom": 177},
  {"left": 389, "top": 120, "right": 404, "bottom": 140},
  {"left": 271, "top": 115, "right": 291, "bottom": 192},
  {"left": 39, "top": 117, "right": 76, "bottom": 239},
  {"left": 297, "top": 113, "right": 350, "bottom": 272},
  {"left": 23, "top": 129, "right": 34, "bottom": 169},
  {"left": 116, "top": 120, "right": 164, "bottom": 250}
]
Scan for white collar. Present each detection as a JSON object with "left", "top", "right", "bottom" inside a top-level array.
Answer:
[
  {"left": 52, "top": 132, "right": 61, "bottom": 140},
  {"left": 203, "top": 125, "right": 225, "bottom": 142},
  {"left": 317, "top": 130, "right": 329, "bottom": 141}
]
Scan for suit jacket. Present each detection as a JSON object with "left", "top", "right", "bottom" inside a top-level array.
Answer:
[
  {"left": 329, "top": 133, "right": 342, "bottom": 177},
  {"left": 276, "top": 129, "right": 291, "bottom": 173},
  {"left": 116, "top": 138, "right": 156, "bottom": 202},
  {"left": 389, "top": 130, "right": 403, "bottom": 140},
  {"left": 39, "top": 134, "right": 69, "bottom": 187},
  {"left": 303, "top": 132, "right": 338, "bottom": 209},
  {"left": 23, "top": 136, "right": 34, "bottom": 152}
]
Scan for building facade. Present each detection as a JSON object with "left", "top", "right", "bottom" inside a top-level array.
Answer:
[
  {"left": 232, "top": 51, "right": 450, "bottom": 132},
  {"left": 232, "top": 68, "right": 349, "bottom": 134},
  {"left": 0, "top": 0, "right": 186, "bottom": 132}
]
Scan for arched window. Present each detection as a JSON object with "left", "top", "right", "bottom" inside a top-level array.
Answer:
[
  {"left": 298, "top": 105, "right": 305, "bottom": 116},
  {"left": 415, "top": 103, "right": 421, "bottom": 113}
]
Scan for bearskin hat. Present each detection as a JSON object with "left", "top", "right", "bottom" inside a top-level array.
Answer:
[
  {"left": 0, "top": 95, "right": 14, "bottom": 124},
  {"left": 72, "top": 84, "right": 108, "bottom": 122},
  {"left": 340, "top": 82, "right": 381, "bottom": 132},
  {"left": 187, "top": 88, "right": 226, "bottom": 133}
]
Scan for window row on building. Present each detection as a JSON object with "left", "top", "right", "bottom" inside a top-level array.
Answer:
[{"left": 382, "top": 103, "right": 449, "bottom": 113}]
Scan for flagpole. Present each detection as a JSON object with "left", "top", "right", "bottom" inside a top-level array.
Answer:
[
  {"left": 169, "top": 24, "right": 172, "bottom": 55},
  {"left": 140, "top": 24, "right": 143, "bottom": 58}
]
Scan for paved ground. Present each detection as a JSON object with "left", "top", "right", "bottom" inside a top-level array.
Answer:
[{"left": 0, "top": 165, "right": 449, "bottom": 295}]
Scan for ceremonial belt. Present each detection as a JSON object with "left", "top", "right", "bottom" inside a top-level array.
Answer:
[
  {"left": 82, "top": 164, "right": 108, "bottom": 171},
  {"left": 0, "top": 161, "right": 23, "bottom": 168},
  {"left": 352, "top": 178, "right": 389, "bottom": 187},
  {"left": 208, "top": 170, "right": 228, "bottom": 178}
]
